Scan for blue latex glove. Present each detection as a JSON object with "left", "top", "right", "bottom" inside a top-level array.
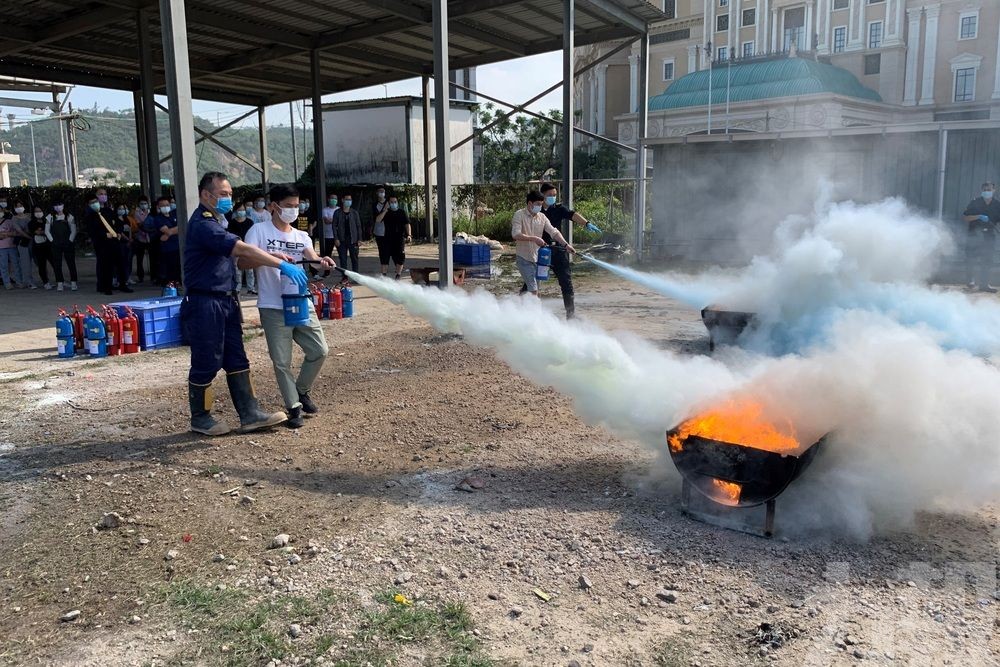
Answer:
[
  {"left": 979, "top": 214, "right": 990, "bottom": 223},
  {"left": 278, "top": 261, "right": 309, "bottom": 289},
  {"left": 586, "top": 222, "right": 602, "bottom": 234}
]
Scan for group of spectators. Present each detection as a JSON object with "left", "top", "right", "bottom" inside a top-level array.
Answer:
[
  {"left": 0, "top": 189, "right": 179, "bottom": 294},
  {"left": 0, "top": 184, "right": 415, "bottom": 294}
]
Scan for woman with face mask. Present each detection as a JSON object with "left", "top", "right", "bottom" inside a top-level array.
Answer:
[
  {"left": 131, "top": 197, "right": 152, "bottom": 284},
  {"left": 28, "top": 206, "right": 54, "bottom": 289},
  {"left": 9, "top": 200, "right": 37, "bottom": 288},
  {"left": 229, "top": 204, "right": 255, "bottom": 293},
  {"left": 0, "top": 211, "right": 22, "bottom": 290},
  {"left": 111, "top": 203, "right": 135, "bottom": 292},
  {"left": 45, "top": 200, "right": 78, "bottom": 291}
]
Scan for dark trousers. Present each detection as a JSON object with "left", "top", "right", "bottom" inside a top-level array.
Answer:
[
  {"left": 337, "top": 243, "right": 360, "bottom": 273},
  {"left": 161, "top": 250, "right": 182, "bottom": 285},
  {"left": 51, "top": 242, "right": 78, "bottom": 283},
  {"left": 133, "top": 241, "right": 149, "bottom": 282},
  {"left": 968, "top": 229, "right": 996, "bottom": 287},
  {"left": 33, "top": 243, "right": 54, "bottom": 285},
  {"left": 182, "top": 295, "right": 250, "bottom": 385},
  {"left": 95, "top": 242, "right": 116, "bottom": 292},
  {"left": 148, "top": 239, "right": 161, "bottom": 285}
]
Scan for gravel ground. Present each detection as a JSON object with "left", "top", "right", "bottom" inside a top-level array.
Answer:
[{"left": 0, "top": 255, "right": 997, "bottom": 667}]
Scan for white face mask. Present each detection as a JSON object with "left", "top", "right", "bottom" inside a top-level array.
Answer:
[
  {"left": 14, "top": 206, "right": 24, "bottom": 214},
  {"left": 159, "top": 206, "right": 171, "bottom": 215},
  {"left": 278, "top": 207, "right": 298, "bottom": 224}
]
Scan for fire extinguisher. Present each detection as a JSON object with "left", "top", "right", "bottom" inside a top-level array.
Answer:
[
  {"left": 71, "top": 305, "right": 86, "bottom": 351},
  {"left": 121, "top": 308, "right": 140, "bottom": 354},
  {"left": 310, "top": 283, "right": 324, "bottom": 319},
  {"left": 331, "top": 286, "right": 343, "bottom": 319},
  {"left": 84, "top": 307, "right": 108, "bottom": 357},
  {"left": 104, "top": 307, "right": 122, "bottom": 356},
  {"left": 56, "top": 309, "right": 75, "bottom": 359},
  {"left": 536, "top": 246, "right": 552, "bottom": 281},
  {"left": 341, "top": 285, "right": 353, "bottom": 318},
  {"left": 321, "top": 285, "right": 332, "bottom": 319}
]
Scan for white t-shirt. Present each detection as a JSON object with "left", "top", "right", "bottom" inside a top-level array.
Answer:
[
  {"left": 244, "top": 220, "right": 312, "bottom": 310},
  {"left": 250, "top": 208, "right": 270, "bottom": 226},
  {"left": 321, "top": 206, "right": 336, "bottom": 239}
]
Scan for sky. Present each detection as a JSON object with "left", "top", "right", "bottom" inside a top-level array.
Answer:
[{"left": 1, "top": 52, "right": 564, "bottom": 132}]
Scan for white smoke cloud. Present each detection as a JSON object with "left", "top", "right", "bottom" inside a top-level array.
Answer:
[{"left": 346, "top": 198, "right": 1000, "bottom": 539}]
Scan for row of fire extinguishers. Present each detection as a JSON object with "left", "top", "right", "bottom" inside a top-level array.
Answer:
[
  {"left": 56, "top": 305, "right": 140, "bottom": 359},
  {"left": 308, "top": 282, "right": 354, "bottom": 319}
]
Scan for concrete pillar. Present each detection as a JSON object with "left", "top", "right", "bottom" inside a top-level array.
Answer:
[
  {"left": 629, "top": 53, "right": 638, "bottom": 112},
  {"left": 993, "top": 15, "right": 1000, "bottom": 99},
  {"left": 703, "top": 0, "right": 712, "bottom": 67},
  {"left": 688, "top": 43, "right": 698, "bottom": 72},
  {"left": 805, "top": 0, "right": 814, "bottom": 50},
  {"left": 771, "top": 9, "right": 779, "bottom": 52},
  {"left": 433, "top": 0, "right": 453, "bottom": 286},
  {"left": 816, "top": 0, "right": 829, "bottom": 53},
  {"left": 919, "top": 4, "right": 940, "bottom": 106},
  {"left": 903, "top": 8, "right": 921, "bottom": 105},
  {"left": 158, "top": 0, "right": 198, "bottom": 251},
  {"left": 596, "top": 63, "right": 607, "bottom": 135},
  {"left": 310, "top": 51, "right": 326, "bottom": 218},
  {"left": 728, "top": 0, "right": 736, "bottom": 51}
]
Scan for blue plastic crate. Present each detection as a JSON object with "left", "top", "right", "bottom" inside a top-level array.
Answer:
[
  {"left": 111, "top": 297, "right": 185, "bottom": 350},
  {"left": 452, "top": 243, "right": 491, "bottom": 266}
]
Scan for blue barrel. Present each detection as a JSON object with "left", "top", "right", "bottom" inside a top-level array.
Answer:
[
  {"left": 536, "top": 246, "right": 552, "bottom": 281},
  {"left": 85, "top": 313, "right": 108, "bottom": 357},
  {"left": 56, "top": 313, "right": 75, "bottom": 359},
  {"left": 282, "top": 291, "right": 312, "bottom": 326},
  {"left": 341, "top": 286, "right": 354, "bottom": 318}
]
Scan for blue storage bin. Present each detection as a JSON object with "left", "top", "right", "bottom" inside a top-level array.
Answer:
[
  {"left": 110, "top": 297, "right": 185, "bottom": 351},
  {"left": 452, "top": 243, "right": 491, "bottom": 266}
]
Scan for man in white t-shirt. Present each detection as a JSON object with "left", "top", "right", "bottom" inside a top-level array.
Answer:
[{"left": 244, "top": 184, "right": 336, "bottom": 428}]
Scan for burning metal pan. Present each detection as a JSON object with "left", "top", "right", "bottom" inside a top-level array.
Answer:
[{"left": 700, "top": 307, "right": 756, "bottom": 351}]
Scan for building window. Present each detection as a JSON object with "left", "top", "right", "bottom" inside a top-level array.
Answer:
[
  {"left": 959, "top": 14, "right": 978, "bottom": 40},
  {"left": 717, "top": 46, "right": 729, "bottom": 61},
  {"left": 742, "top": 41, "right": 754, "bottom": 57},
  {"left": 833, "top": 0, "right": 849, "bottom": 9},
  {"left": 868, "top": 21, "right": 882, "bottom": 49},
  {"left": 954, "top": 67, "right": 976, "bottom": 102},
  {"left": 833, "top": 26, "right": 847, "bottom": 53},
  {"left": 391, "top": 160, "right": 400, "bottom": 173},
  {"left": 663, "top": 0, "right": 676, "bottom": 20},
  {"left": 719, "top": 0, "right": 728, "bottom": 6},
  {"left": 742, "top": 8, "right": 755, "bottom": 26},
  {"left": 650, "top": 28, "right": 690, "bottom": 44},
  {"left": 662, "top": 59, "right": 675, "bottom": 81},
  {"left": 864, "top": 53, "right": 881, "bottom": 75},
  {"left": 866, "top": 0, "right": 883, "bottom": 4},
  {"left": 716, "top": 14, "right": 729, "bottom": 31},
  {"left": 782, "top": 7, "right": 805, "bottom": 51}
]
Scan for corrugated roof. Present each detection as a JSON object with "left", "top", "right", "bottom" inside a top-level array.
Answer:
[
  {"left": 649, "top": 56, "right": 883, "bottom": 111},
  {"left": 0, "top": 0, "right": 664, "bottom": 107}
]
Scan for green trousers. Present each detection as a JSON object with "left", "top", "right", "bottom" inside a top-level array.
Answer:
[{"left": 259, "top": 308, "right": 329, "bottom": 410}]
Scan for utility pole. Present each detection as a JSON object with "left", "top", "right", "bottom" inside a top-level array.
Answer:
[
  {"left": 29, "top": 120, "right": 38, "bottom": 185},
  {"left": 67, "top": 104, "right": 79, "bottom": 187}
]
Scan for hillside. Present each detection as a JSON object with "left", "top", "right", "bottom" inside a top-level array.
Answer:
[{"left": 3, "top": 107, "right": 313, "bottom": 187}]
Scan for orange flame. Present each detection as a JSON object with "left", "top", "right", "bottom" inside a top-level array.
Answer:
[
  {"left": 708, "top": 478, "right": 742, "bottom": 506},
  {"left": 668, "top": 397, "right": 800, "bottom": 455}
]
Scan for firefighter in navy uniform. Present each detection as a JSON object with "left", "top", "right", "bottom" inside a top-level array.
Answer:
[{"left": 183, "top": 171, "right": 311, "bottom": 436}]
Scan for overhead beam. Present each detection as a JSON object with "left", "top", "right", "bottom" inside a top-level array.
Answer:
[
  {"left": 450, "top": 21, "right": 527, "bottom": 56},
  {"left": 0, "top": 5, "right": 124, "bottom": 58},
  {"left": 576, "top": 0, "right": 646, "bottom": 33},
  {"left": 0, "top": 97, "right": 59, "bottom": 112},
  {"left": 0, "top": 80, "right": 67, "bottom": 94},
  {"left": 185, "top": 8, "right": 314, "bottom": 49}
]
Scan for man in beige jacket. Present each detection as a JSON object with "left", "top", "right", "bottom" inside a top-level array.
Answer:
[{"left": 511, "top": 190, "right": 575, "bottom": 296}]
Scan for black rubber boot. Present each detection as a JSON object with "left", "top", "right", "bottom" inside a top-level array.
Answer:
[
  {"left": 225, "top": 371, "right": 286, "bottom": 433},
  {"left": 188, "top": 382, "right": 232, "bottom": 436},
  {"left": 298, "top": 392, "right": 319, "bottom": 415},
  {"left": 285, "top": 406, "right": 304, "bottom": 429},
  {"left": 563, "top": 293, "right": 576, "bottom": 320}
]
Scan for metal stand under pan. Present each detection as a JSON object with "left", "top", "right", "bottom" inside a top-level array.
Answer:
[{"left": 680, "top": 478, "right": 776, "bottom": 538}]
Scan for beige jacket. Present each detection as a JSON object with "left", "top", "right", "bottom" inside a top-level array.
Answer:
[{"left": 511, "top": 207, "right": 559, "bottom": 262}]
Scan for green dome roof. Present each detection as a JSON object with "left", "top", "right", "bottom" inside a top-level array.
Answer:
[{"left": 649, "top": 57, "right": 882, "bottom": 110}]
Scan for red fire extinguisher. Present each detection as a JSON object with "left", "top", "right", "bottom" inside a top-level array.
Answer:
[
  {"left": 330, "top": 287, "right": 343, "bottom": 320},
  {"left": 309, "top": 282, "right": 324, "bottom": 318},
  {"left": 103, "top": 307, "right": 121, "bottom": 356},
  {"left": 121, "top": 308, "right": 140, "bottom": 354},
  {"left": 71, "top": 305, "right": 86, "bottom": 351}
]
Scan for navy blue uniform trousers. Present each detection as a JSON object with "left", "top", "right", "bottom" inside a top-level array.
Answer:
[{"left": 182, "top": 295, "right": 250, "bottom": 385}]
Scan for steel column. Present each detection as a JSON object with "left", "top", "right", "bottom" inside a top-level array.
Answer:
[
  {"left": 159, "top": 0, "right": 197, "bottom": 261},
  {"left": 634, "top": 33, "right": 649, "bottom": 258},
  {"left": 258, "top": 106, "right": 269, "bottom": 191},
  {"left": 432, "top": 0, "right": 452, "bottom": 288},
  {"left": 310, "top": 50, "right": 327, "bottom": 221},
  {"left": 132, "top": 89, "right": 150, "bottom": 196},
  {"left": 562, "top": 0, "right": 575, "bottom": 225},
  {"left": 423, "top": 75, "right": 434, "bottom": 241},
  {"left": 138, "top": 8, "right": 161, "bottom": 198}
]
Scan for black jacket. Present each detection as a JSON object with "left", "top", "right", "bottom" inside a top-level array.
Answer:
[{"left": 963, "top": 196, "right": 1000, "bottom": 232}]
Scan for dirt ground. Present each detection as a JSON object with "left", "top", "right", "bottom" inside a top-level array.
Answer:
[{"left": 0, "top": 244, "right": 997, "bottom": 667}]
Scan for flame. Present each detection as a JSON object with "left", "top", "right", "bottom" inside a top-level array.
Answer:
[
  {"left": 668, "top": 397, "right": 800, "bottom": 455},
  {"left": 707, "top": 478, "right": 742, "bottom": 506}
]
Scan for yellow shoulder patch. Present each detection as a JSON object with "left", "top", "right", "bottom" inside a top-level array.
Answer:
[{"left": 202, "top": 211, "right": 214, "bottom": 217}]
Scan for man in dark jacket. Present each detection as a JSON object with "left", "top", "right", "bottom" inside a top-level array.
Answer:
[
  {"left": 332, "top": 193, "right": 362, "bottom": 274},
  {"left": 962, "top": 181, "right": 1000, "bottom": 292},
  {"left": 83, "top": 188, "right": 131, "bottom": 295},
  {"left": 148, "top": 195, "right": 181, "bottom": 285}
]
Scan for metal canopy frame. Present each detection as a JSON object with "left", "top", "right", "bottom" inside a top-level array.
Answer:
[{"left": 0, "top": 0, "right": 660, "bottom": 282}]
